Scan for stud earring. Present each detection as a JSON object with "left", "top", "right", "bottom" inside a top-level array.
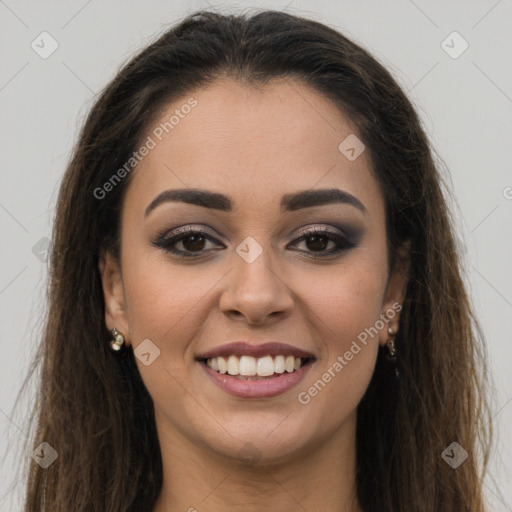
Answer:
[{"left": 109, "top": 328, "right": 127, "bottom": 352}]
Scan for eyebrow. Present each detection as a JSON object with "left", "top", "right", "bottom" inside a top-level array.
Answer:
[{"left": 144, "top": 187, "right": 367, "bottom": 217}]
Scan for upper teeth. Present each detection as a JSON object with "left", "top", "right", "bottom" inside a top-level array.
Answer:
[{"left": 206, "top": 355, "right": 304, "bottom": 376}]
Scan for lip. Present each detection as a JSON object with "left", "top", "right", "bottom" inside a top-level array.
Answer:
[
  {"left": 199, "top": 358, "right": 315, "bottom": 398},
  {"left": 195, "top": 341, "right": 315, "bottom": 360}
]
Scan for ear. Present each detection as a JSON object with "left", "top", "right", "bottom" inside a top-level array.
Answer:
[
  {"left": 98, "top": 250, "right": 130, "bottom": 346},
  {"left": 379, "top": 240, "right": 411, "bottom": 346}
]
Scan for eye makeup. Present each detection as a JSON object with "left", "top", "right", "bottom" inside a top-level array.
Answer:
[{"left": 150, "top": 222, "right": 362, "bottom": 260}]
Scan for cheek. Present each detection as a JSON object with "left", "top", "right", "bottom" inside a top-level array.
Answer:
[
  {"left": 121, "top": 257, "right": 216, "bottom": 409},
  {"left": 122, "top": 255, "right": 211, "bottom": 350},
  {"left": 292, "top": 256, "right": 387, "bottom": 404},
  {"left": 298, "top": 258, "right": 387, "bottom": 345}
]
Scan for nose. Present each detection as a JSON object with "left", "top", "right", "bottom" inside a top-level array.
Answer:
[{"left": 219, "top": 247, "right": 294, "bottom": 325}]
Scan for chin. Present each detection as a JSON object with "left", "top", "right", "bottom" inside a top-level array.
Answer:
[{"left": 198, "top": 414, "right": 318, "bottom": 465}]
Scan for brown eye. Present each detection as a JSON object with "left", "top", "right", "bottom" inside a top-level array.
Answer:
[
  {"left": 180, "top": 234, "right": 207, "bottom": 252},
  {"left": 302, "top": 234, "right": 330, "bottom": 252},
  {"left": 151, "top": 226, "right": 223, "bottom": 258},
  {"left": 290, "top": 227, "right": 356, "bottom": 258}
]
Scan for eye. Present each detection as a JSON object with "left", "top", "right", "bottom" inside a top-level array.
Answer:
[
  {"left": 288, "top": 226, "right": 356, "bottom": 258},
  {"left": 151, "top": 225, "right": 224, "bottom": 258}
]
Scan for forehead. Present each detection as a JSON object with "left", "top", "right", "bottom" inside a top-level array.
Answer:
[{"left": 123, "top": 78, "right": 383, "bottom": 218}]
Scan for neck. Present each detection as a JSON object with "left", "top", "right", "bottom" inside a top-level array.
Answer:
[{"left": 152, "top": 411, "right": 362, "bottom": 512}]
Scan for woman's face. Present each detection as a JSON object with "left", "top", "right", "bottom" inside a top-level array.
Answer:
[{"left": 100, "top": 78, "right": 408, "bottom": 463}]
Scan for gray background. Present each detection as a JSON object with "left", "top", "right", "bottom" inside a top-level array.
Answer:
[{"left": 1, "top": 0, "right": 511, "bottom": 510}]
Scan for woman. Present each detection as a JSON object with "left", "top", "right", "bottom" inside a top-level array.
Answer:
[{"left": 17, "top": 9, "right": 493, "bottom": 512}]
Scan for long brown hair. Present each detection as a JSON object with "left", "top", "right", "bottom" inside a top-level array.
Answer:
[{"left": 11, "top": 9, "right": 494, "bottom": 511}]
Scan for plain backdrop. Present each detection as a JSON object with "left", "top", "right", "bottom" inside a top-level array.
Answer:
[{"left": 1, "top": 0, "right": 511, "bottom": 510}]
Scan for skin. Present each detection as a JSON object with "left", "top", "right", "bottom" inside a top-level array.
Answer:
[{"left": 99, "top": 78, "right": 410, "bottom": 512}]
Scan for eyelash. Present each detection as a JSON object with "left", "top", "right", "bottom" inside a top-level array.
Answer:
[{"left": 151, "top": 225, "right": 356, "bottom": 259}]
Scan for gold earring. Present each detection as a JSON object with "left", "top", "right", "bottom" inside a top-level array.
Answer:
[
  {"left": 386, "top": 327, "right": 397, "bottom": 363},
  {"left": 109, "top": 328, "right": 126, "bottom": 352}
]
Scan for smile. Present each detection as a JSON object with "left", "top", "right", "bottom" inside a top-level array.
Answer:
[
  {"left": 195, "top": 341, "right": 316, "bottom": 398},
  {"left": 198, "top": 356, "right": 315, "bottom": 398}
]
